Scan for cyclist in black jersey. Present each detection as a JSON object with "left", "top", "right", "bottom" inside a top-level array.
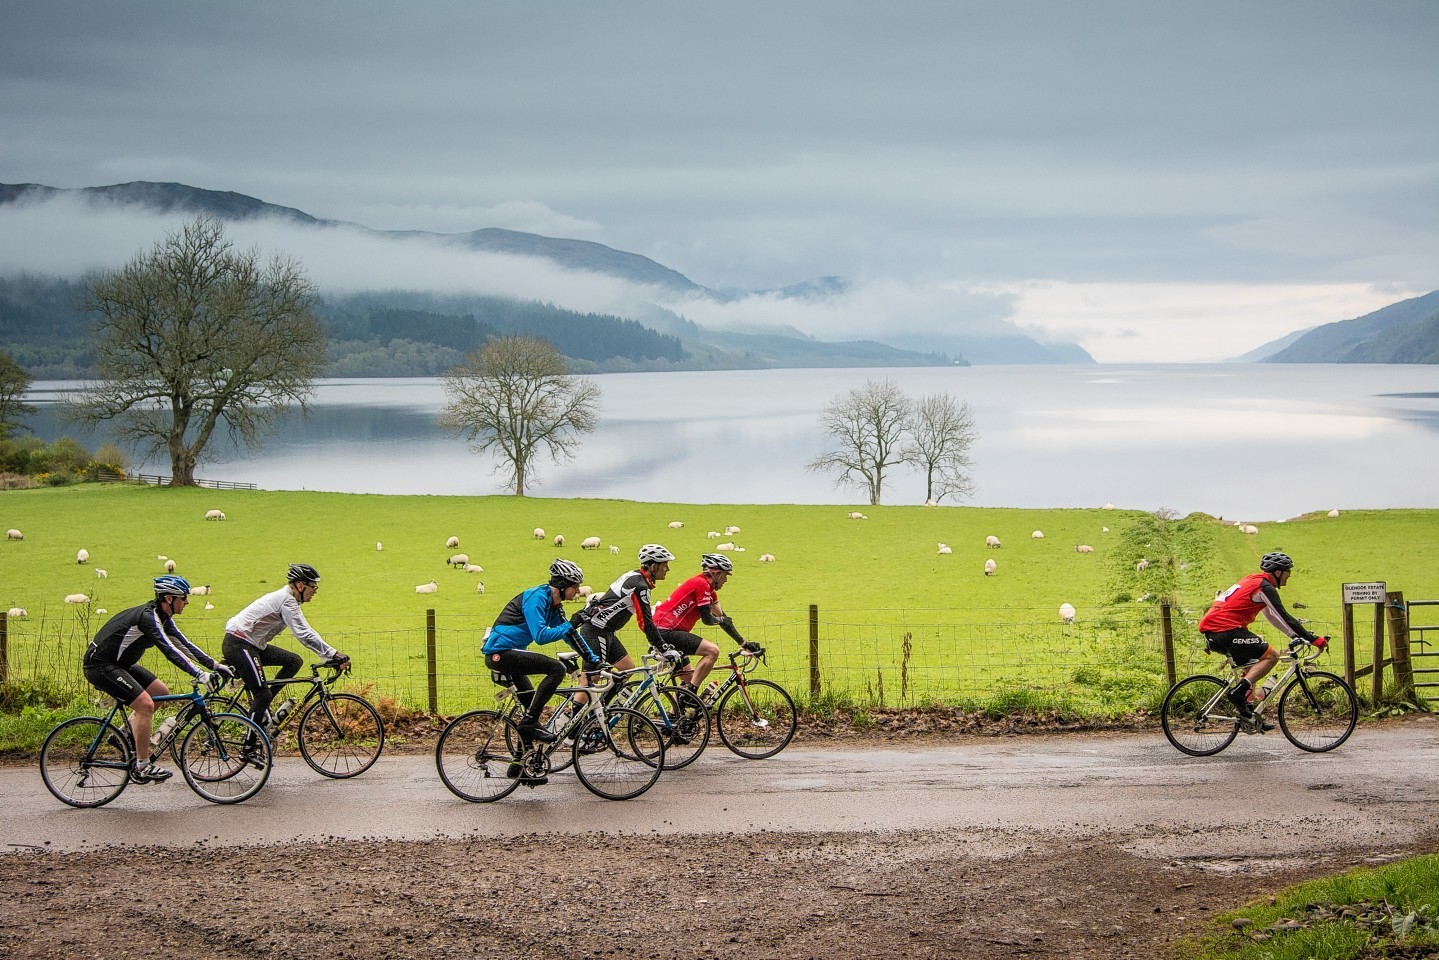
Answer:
[
  {"left": 568, "top": 543, "right": 673, "bottom": 702},
  {"left": 81, "top": 576, "right": 234, "bottom": 783}
]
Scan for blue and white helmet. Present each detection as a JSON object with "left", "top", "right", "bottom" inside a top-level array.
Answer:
[{"left": 153, "top": 575, "right": 192, "bottom": 596}]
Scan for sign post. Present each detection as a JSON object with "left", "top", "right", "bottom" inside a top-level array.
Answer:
[{"left": 1342, "top": 582, "right": 1387, "bottom": 703}]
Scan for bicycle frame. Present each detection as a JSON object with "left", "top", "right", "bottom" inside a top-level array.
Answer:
[{"left": 111, "top": 685, "right": 216, "bottom": 766}]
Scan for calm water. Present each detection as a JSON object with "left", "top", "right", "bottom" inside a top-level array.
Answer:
[{"left": 21, "top": 364, "right": 1439, "bottom": 520}]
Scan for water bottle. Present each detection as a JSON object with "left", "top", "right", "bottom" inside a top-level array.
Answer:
[
  {"left": 150, "top": 716, "right": 177, "bottom": 746},
  {"left": 273, "top": 699, "right": 295, "bottom": 724}
]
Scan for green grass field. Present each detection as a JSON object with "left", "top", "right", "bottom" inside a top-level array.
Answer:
[{"left": 3, "top": 484, "right": 1437, "bottom": 715}]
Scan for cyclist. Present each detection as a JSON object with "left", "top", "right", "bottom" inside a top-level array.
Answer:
[
  {"left": 568, "top": 544, "right": 674, "bottom": 694},
  {"left": 653, "top": 553, "right": 762, "bottom": 692},
  {"left": 1199, "top": 551, "right": 1326, "bottom": 729},
  {"left": 223, "top": 563, "right": 348, "bottom": 734},
  {"left": 482, "top": 558, "right": 587, "bottom": 750},
  {"left": 81, "top": 575, "right": 234, "bottom": 783}
]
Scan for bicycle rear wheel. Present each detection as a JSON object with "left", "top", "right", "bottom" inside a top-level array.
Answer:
[
  {"left": 1160, "top": 675, "right": 1239, "bottom": 756},
  {"left": 40, "top": 716, "right": 132, "bottom": 808},
  {"left": 436, "top": 710, "right": 522, "bottom": 802},
  {"left": 571, "top": 707, "right": 665, "bottom": 800},
  {"left": 636, "top": 685, "right": 711, "bottom": 770},
  {"left": 1277, "top": 670, "right": 1357, "bottom": 752},
  {"left": 297, "top": 693, "right": 385, "bottom": 778},
  {"left": 715, "top": 679, "right": 797, "bottom": 759},
  {"left": 181, "top": 713, "right": 272, "bottom": 803}
]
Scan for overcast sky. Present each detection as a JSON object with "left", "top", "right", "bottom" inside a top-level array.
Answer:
[{"left": 2, "top": 1, "right": 1436, "bottom": 362}]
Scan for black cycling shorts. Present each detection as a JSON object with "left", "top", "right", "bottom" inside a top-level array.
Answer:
[
  {"left": 654, "top": 628, "right": 705, "bottom": 656},
  {"left": 571, "top": 626, "right": 628, "bottom": 668},
  {"left": 83, "top": 662, "right": 158, "bottom": 705},
  {"left": 1203, "top": 629, "right": 1271, "bottom": 665}
]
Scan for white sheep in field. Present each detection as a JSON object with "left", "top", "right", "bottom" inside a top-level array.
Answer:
[
  {"left": 64, "top": 593, "right": 90, "bottom": 604},
  {"left": 1102, "top": 502, "right": 1115, "bottom": 510},
  {"left": 668, "top": 521, "right": 684, "bottom": 529},
  {"left": 95, "top": 608, "right": 106, "bottom": 615},
  {"left": 191, "top": 585, "right": 211, "bottom": 596},
  {"left": 464, "top": 563, "right": 484, "bottom": 574},
  {"left": 1059, "top": 603, "right": 1076, "bottom": 624},
  {"left": 415, "top": 580, "right": 438, "bottom": 594},
  {"left": 937, "top": 544, "right": 952, "bottom": 555},
  {"left": 445, "top": 536, "right": 460, "bottom": 549},
  {"left": 7, "top": 607, "right": 28, "bottom": 618},
  {"left": 609, "top": 544, "right": 619, "bottom": 555},
  {"left": 533, "top": 528, "right": 545, "bottom": 540},
  {"left": 1327, "top": 509, "right": 1340, "bottom": 518},
  {"left": 1136, "top": 559, "right": 1150, "bottom": 572},
  {"left": 847, "top": 512, "right": 867, "bottom": 520},
  {"left": 1031, "top": 530, "right": 1045, "bottom": 540},
  {"left": 984, "top": 558, "right": 997, "bottom": 576},
  {"left": 580, "top": 536, "right": 602, "bottom": 550},
  {"left": 204, "top": 603, "right": 214, "bottom": 610},
  {"left": 164, "top": 559, "right": 176, "bottom": 573},
  {"left": 759, "top": 553, "right": 775, "bottom": 563},
  {"left": 985, "top": 536, "right": 1001, "bottom": 548},
  {"left": 475, "top": 581, "right": 485, "bottom": 594},
  {"left": 95, "top": 568, "right": 107, "bottom": 578},
  {"left": 376, "top": 542, "right": 383, "bottom": 552},
  {"left": 724, "top": 525, "right": 741, "bottom": 536},
  {"left": 1075, "top": 544, "right": 1094, "bottom": 554},
  {"left": 706, "top": 531, "right": 722, "bottom": 539},
  {"left": 1241, "top": 524, "right": 1259, "bottom": 535},
  {"left": 156, "top": 555, "right": 167, "bottom": 562},
  {"left": 716, "top": 542, "right": 736, "bottom": 552},
  {"left": 204, "top": 509, "right": 226, "bottom": 521},
  {"left": 76, "top": 548, "right": 89, "bottom": 564},
  {"left": 553, "top": 534, "right": 565, "bottom": 547},
  {"left": 447, "top": 553, "right": 469, "bottom": 568},
  {"left": 925, "top": 498, "right": 938, "bottom": 507},
  {"left": 5, "top": 529, "right": 22, "bottom": 540}
]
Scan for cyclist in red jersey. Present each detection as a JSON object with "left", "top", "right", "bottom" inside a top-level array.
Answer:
[
  {"left": 1198, "top": 551, "right": 1324, "bottom": 724},
  {"left": 653, "top": 553, "right": 760, "bottom": 692}
]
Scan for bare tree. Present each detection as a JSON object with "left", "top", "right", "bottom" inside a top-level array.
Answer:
[
  {"left": 905, "top": 392, "right": 978, "bottom": 503},
  {"left": 807, "top": 378, "right": 913, "bottom": 506},
  {"left": 438, "top": 335, "right": 601, "bottom": 496},
  {"left": 65, "top": 218, "right": 325, "bottom": 485},
  {"left": 0, "top": 350, "right": 36, "bottom": 438}
]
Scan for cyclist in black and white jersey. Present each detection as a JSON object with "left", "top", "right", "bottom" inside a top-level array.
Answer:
[
  {"left": 568, "top": 543, "right": 674, "bottom": 696},
  {"left": 81, "top": 575, "right": 234, "bottom": 783}
]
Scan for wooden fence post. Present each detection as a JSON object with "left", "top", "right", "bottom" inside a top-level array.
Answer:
[
  {"left": 0, "top": 611, "right": 8, "bottom": 686},
  {"left": 426, "top": 608, "right": 438, "bottom": 714},
  {"left": 1372, "top": 601, "right": 1386, "bottom": 705},
  {"left": 808, "top": 604, "right": 821, "bottom": 698},
  {"left": 1160, "top": 603, "right": 1175, "bottom": 688},
  {"left": 1385, "top": 591, "right": 1415, "bottom": 701},
  {"left": 1341, "top": 602, "right": 1356, "bottom": 691}
]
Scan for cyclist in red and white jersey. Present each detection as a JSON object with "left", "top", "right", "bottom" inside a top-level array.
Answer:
[{"left": 653, "top": 553, "right": 760, "bottom": 692}]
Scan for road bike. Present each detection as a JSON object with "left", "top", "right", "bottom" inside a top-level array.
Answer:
[
  {"left": 659, "top": 646, "right": 797, "bottom": 759},
  {"left": 202, "top": 659, "right": 384, "bottom": 778},
  {"left": 608, "top": 648, "right": 711, "bottom": 770},
  {"left": 1161, "top": 637, "right": 1357, "bottom": 756},
  {"left": 40, "top": 677, "right": 272, "bottom": 807},
  {"left": 435, "top": 663, "right": 665, "bottom": 802}
]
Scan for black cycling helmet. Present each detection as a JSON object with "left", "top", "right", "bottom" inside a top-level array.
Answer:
[
  {"left": 153, "top": 575, "right": 191, "bottom": 597},
  {"left": 287, "top": 562, "right": 321, "bottom": 584},
  {"left": 1259, "top": 551, "right": 1294, "bottom": 573},
  {"left": 700, "top": 553, "right": 733, "bottom": 573},
  {"left": 549, "top": 558, "right": 585, "bottom": 586}
]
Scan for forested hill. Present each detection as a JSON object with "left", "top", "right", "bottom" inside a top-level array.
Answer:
[{"left": 1263, "top": 291, "right": 1439, "bottom": 364}]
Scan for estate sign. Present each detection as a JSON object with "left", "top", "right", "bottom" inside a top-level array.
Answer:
[{"left": 1341, "top": 581, "right": 1387, "bottom": 604}]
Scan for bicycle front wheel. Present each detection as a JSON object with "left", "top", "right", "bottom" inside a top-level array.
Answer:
[
  {"left": 572, "top": 707, "right": 665, "bottom": 800},
  {"left": 180, "top": 713, "right": 272, "bottom": 804},
  {"left": 298, "top": 694, "right": 385, "bottom": 778},
  {"left": 436, "top": 710, "right": 522, "bottom": 803},
  {"left": 1160, "top": 675, "right": 1239, "bottom": 756},
  {"left": 40, "top": 717, "right": 132, "bottom": 808},
  {"left": 637, "top": 685, "right": 711, "bottom": 770},
  {"left": 715, "top": 679, "right": 797, "bottom": 759},
  {"left": 1277, "top": 670, "right": 1357, "bottom": 752}
]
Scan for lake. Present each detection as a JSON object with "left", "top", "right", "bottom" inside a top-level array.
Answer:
[{"left": 20, "top": 364, "right": 1439, "bottom": 520}]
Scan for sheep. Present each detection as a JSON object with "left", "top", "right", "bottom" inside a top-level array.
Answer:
[
  {"left": 533, "top": 528, "right": 545, "bottom": 540},
  {"left": 1102, "top": 502, "right": 1115, "bottom": 510},
  {"left": 164, "top": 559, "right": 177, "bottom": 573},
  {"left": 191, "top": 585, "right": 211, "bottom": 596},
  {"left": 553, "top": 534, "right": 565, "bottom": 547},
  {"left": 706, "top": 531, "right": 722, "bottom": 539},
  {"left": 157, "top": 555, "right": 168, "bottom": 562},
  {"left": 759, "top": 553, "right": 776, "bottom": 563},
  {"left": 1031, "top": 530, "right": 1044, "bottom": 540},
  {"left": 445, "top": 536, "right": 460, "bottom": 549},
  {"left": 6, "top": 528, "right": 22, "bottom": 540},
  {"left": 716, "top": 542, "right": 736, "bottom": 552},
  {"left": 580, "top": 536, "right": 602, "bottom": 550},
  {"left": 1327, "top": 509, "right": 1340, "bottom": 518},
  {"left": 64, "top": 593, "right": 90, "bottom": 604},
  {"left": 577, "top": 585, "right": 593, "bottom": 597},
  {"left": 1136, "top": 559, "right": 1150, "bottom": 572},
  {"left": 204, "top": 603, "right": 215, "bottom": 610},
  {"left": 464, "top": 563, "right": 484, "bottom": 574},
  {"left": 95, "top": 568, "right": 108, "bottom": 578},
  {"left": 609, "top": 544, "right": 619, "bottom": 555},
  {"left": 985, "top": 535, "right": 1001, "bottom": 548},
  {"left": 95, "top": 608, "right": 106, "bottom": 615},
  {"left": 667, "top": 521, "right": 684, "bottom": 530},
  {"left": 724, "top": 525, "right": 741, "bottom": 536},
  {"left": 7, "top": 607, "right": 27, "bottom": 618},
  {"left": 204, "top": 509, "right": 226, "bottom": 521},
  {"left": 1075, "top": 544, "right": 1094, "bottom": 554},
  {"left": 475, "top": 581, "right": 485, "bottom": 594},
  {"left": 847, "top": 512, "right": 867, "bottom": 520},
  {"left": 376, "top": 542, "right": 383, "bottom": 551},
  {"left": 415, "top": 580, "right": 438, "bottom": 594},
  {"left": 76, "top": 548, "right": 89, "bottom": 564},
  {"left": 925, "top": 498, "right": 938, "bottom": 507},
  {"left": 937, "top": 544, "right": 952, "bottom": 555},
  {"left": 1059, "top": 603, "right": 1076, "bottom": 624},
  {"left": 984, "top": 558, "right": 997, "bottom": 576},
  {"left": 447, "top": 553, "right": 470, "bottom": 568},
  {"left": 1240, "top": 524, "right": 1259, "bottom": 535}
]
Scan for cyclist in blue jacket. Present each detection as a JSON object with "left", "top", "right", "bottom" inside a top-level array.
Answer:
[{"left": 481, "top": 559, "right": 586, "bottom": 744}]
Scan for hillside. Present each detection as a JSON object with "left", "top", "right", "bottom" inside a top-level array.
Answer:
[{"left": 1263, "top": 291, "right": 1439, "bottom": 364}]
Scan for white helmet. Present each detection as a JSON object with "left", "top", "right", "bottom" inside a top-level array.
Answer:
[
  {"left": 700, "top": 553, "right": 733, "bottom": 573},
  {"left": 637, "top": 543, "right": 674, "bottom": 565},
  {"left": 549, "top": 558, "right": 585, "bottom": 585}
]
